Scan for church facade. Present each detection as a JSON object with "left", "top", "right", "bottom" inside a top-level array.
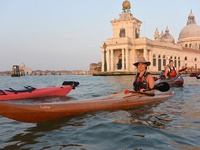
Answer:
[{"left": 101, "top": 0, "right": 200, "bottom": 73}]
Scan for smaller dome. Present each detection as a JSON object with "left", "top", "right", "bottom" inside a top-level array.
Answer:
[
  {"left": 19, "top": 63, "right": 25, "bottom": 68},
  {"left": 160, "top": 26, "right": 175, "bottom": 43},
  {"left": 122, "top": 0, "right": 131, "bottom": 9},
  {"left": 160, "top": 34, "right": 175, "bottom": 43}
]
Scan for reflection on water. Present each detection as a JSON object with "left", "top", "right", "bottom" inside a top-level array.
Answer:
[{"left": 0, "top": 75, "right": 200, "bottom": 149}]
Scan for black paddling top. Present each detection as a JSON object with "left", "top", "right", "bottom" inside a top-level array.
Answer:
[{"left": 133, "top": 72, "right": 150, "bottom": 91}]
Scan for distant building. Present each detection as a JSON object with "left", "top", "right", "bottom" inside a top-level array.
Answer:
[
  {"left": 19, "top": 63, "right": 32, "bottom": 75},
  {"left": 90, "top": 62, "right": 101, "bottom": 73},
  {"left": 11, "top": 65, "right": 20, "bottom": 77},
  {"left": 101, "top": 0, "right": 200, "bottom": 73}
]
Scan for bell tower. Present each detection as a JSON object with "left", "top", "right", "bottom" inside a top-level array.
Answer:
[{"left": 111, "top": 0, "right": 142, "bottom": 39}]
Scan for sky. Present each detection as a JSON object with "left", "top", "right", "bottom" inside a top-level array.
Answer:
[{"left": 0, "top": 0, "right": 200, "bottom": 71}]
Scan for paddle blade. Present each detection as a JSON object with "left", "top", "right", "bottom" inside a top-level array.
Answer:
[
  {"left": 154, "top": 82, "right": 170, "bottom": 92},
  {"left": 124, "top": 89, "right": 130, "bottom": 94},
  {"left": 179, "top": 67, "right": 187, "bottom": 72},
  {"left": 62, "top": 81, "right": 79, "bottom": 86},
  {"left": 62, "top": 81, "right": 79, "bottom": 89}
]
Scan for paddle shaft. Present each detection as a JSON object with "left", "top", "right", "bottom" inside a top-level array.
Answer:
[
  {"left": 127, "top": 91, "right": 155, "bottom": 96},
  {"left": 124, "top": 82, "right": 170, "bottom": 96}
]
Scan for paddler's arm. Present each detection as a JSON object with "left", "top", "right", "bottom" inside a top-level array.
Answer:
[{"left": 164, "top": 67, "right": 169, "bottom": 78}]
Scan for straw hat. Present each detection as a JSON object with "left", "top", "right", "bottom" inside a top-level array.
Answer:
[{"left": 133, "top": 57, "right": 151, "bottom": 67}]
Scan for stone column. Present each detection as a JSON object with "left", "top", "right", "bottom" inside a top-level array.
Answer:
[
  {"left": 111, "top": 49, "right": 114, "bottom": 71},
  {"left": 122, "top": 48, "right": 125, "bottom": 71},
  {"left": 143, "top": 46, "right": 147, "bottom": 61},
  {"left": 125, "top": 48, "right": 129, "bottom": 71},
  {"left": 148, "top": 50, "right": 152, "bottom": 70},
  {"left": 107, "top": 49, "right": 110, "bottom": 72},
  {"left": 102, "top": 49, "right": 104, "bottom": 72},
  {"left": 132, "top": 46, "right": 136, "bottom": 72}
]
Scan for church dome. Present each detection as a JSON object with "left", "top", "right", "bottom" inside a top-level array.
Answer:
[
  {"left": 179, "top": 10, "right": 200, "bottom": 39},
  {"left": 19, "top": 63, "right": 25, "bottom": 68},
  {"left": 179, "top": 24, "right": 200, "bottom": 39},
  {"left": 161, "top": 34, "right": 175, "bottom": 43},
  {"left": 160, "top": 26, "right": 175, "bottom": 43}
]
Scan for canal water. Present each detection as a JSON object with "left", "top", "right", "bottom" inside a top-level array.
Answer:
[{"left": 0, "top": 75, "right": 199, "bottom": 150}]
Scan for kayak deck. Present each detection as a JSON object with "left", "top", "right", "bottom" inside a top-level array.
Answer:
[
  {"left": 0, "top": 91, "right": 174, "bottom": 123},
  {"left": 157, "top": 74, "right": 184, "bottom": 87}
]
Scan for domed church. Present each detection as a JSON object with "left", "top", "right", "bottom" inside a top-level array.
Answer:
[{"left": 101, "top": 0, "right": 200, "bottom": 73}]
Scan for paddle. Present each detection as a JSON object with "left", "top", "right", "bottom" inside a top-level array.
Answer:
[
  {"left": 178, "top": 67, "right": 187, "bottom": 72},
  {"left": 124, "top": 82, "right": 170, "bottom": 96},
  {"left": 154, "top": 67, "right": 187, "bottom": 81},
  {"left": 0, "top": 90, "right": 7, "bottom": 95},
  {"left": 62, "top": 81, "right": 80, "bottom": 89}
]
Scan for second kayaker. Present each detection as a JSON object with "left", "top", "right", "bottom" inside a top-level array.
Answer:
[
  {"left": 133, "top": 56, "right": 155, "bottom": 95},
  {"left": 164, "top": 59, "right": 179, "bottom": 79}
]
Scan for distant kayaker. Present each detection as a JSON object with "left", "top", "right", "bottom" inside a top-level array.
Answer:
[
  {"left": 164, "top": 60, "right": 179, "bottom": 78},
  {"left": 159, "top": 66, "right": 167, "bottom": 79},
  {"left": 133, "top": 56, "right": 155, "bottom": 95}
]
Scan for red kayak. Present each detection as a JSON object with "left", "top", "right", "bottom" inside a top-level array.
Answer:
[
  {"left": 0, "top": 81, "right": 79, "bottom": 101},
  {"left": 155, "top": 74, "right": 184, "bottom": 87}
]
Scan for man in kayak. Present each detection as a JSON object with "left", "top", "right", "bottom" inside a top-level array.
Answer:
[
  {"left": 133, "top": 56, "right": 155, "bottom": 95},
  {"left": 164, "top": 60, "right": 179, "bottom": 79}
]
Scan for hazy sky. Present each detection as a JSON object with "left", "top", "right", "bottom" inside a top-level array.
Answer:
[{"left": 0, "top": 0, "right": 200, "bottom": 71}]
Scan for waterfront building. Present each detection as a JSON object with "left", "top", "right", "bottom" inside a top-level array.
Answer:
[
  {"left": 11, "top": 65, "right": 20, "bottom": 77},
  {"left": 101, "top": 0, "right": 200, "bottom": 73},
  {"left": 19, "top": 63, "right": 32, "bottom": 75},
  {"left": 90, "top": 62, "right": 101, "bottom": 74}
]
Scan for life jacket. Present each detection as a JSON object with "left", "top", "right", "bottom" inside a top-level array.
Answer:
[
  {"left": 133, "top": 72, "right": 150, "bottom": 91},
  {"left": 168, "top": 66, "right": 177, "bottom": 77}
]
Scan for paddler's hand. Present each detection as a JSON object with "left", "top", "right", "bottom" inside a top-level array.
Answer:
[{"left": 139, "top": 89, "right": 145, "bottom": 93}]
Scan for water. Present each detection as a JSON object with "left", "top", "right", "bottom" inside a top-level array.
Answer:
[{"left": 0, "top": 75, "right": 200, "bottom": 150}]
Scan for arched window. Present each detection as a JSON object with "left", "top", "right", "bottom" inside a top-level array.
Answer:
[
  {"left": 135, "top": 29, "right": 139, "bottom": 38},
  {"left": 189, "top": 43, "right": 192, "bottom": 48},
  {"left": 178, "top": 57, "right": 181, "bottom": 68},
  {"left": 195, "top": 58, "right": 197, "bottom": 61},
  {"left": 185, "top": 57, "right": 187, "bottom": 61},
  {"left": 119, "top": 28, "right": 125, "bottom": 37},
  {"left": 163, "top": 55, "right": 166, "bottom": 66},
  {"left": 174, "top": 56, "right": 177, "bottom": 67},
  {"left": 199, "top": 44, "right": 200, "bottom": 50},
  {"left": 153, "top": 54, "right": 156, "bottom": 66},
  {"left": 185, "top": 44, "right": 188, "bottom": 47},
  {"left": 158, "top": 55, "right": 162, "bottom": 71},
  {"left": 117, "top": 54, "right": 122, "bottom": 70},
  {"left": 169, "top": 56, "right": 173, "bottom": 62}
]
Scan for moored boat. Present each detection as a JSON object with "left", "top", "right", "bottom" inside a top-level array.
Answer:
[
  {"left": 0, "top": 91, "right": 174, "bottom": 123},
  {"left": 156, "top": 74, "right": 184, "bottom": 87},
  {"left": 189, "top": 72, "right": 199, "bottom": 77},
  {"left": 196, "top": 76, "right": 200, "bottom": 79},
  {"left": 0, "top": 81, "right": 79, "bottom": 101}
]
